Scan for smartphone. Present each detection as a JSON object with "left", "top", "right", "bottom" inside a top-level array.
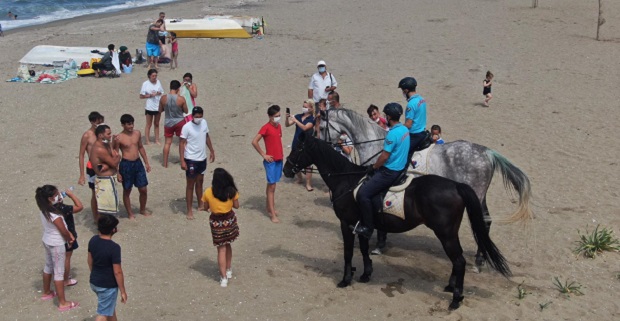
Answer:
[{"left": 286, "top": 107, "right": 290, "bottom": 115}]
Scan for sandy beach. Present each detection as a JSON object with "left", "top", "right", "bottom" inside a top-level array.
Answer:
[{"left": 0, "top": 0, "right": 619, "bottom": 320}]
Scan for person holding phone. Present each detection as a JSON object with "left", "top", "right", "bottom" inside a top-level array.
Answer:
[
  {"left": 308, "top": 60, "right": 338, "bottom": 109},
  {"left": 285, "top": 100, "right": 315, "bottom": 191}
]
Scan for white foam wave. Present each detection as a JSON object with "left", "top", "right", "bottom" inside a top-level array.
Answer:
[{"left": 1, "top": 0, "right": 178, "bottom": 31}]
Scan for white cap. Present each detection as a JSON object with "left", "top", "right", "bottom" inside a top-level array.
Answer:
[{"left": 317, "top": 60, "right": 326, "bottom": 66}]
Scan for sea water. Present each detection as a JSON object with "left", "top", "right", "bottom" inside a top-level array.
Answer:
[{"left": 0, "top": 0, "right": 178, "bottom": 31}]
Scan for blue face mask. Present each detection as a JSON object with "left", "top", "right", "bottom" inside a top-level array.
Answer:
[{"left": 318, "top": 67, "right": 326, "bottom": 73}]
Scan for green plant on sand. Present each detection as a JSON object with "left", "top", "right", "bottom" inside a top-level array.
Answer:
[
  {"left": 516, "top": 281, "right": 529, "bottom": 300},
  {"left": 553, "top": 277, "right": 583, "bottom": 297},
  {"left": 574, "top": 225, "right": 620, "bottom": 258},
  {"left": 539, "top": 301, "right": 552, "bottom": 311}
]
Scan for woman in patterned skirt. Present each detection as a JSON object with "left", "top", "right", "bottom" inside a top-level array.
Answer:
[{"left": 201, "top": 168, "right": 239, "bottom": 287}]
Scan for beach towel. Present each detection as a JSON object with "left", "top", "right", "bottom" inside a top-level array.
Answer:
[
  {"left": 95, "top": 176, "right": 119, "bottom": 214},
  {"left": 180, "top": 85, "right": 195, "bottom": 110},
  {"left": 6, "top": 68, "right": 78, "bottom": 84}
]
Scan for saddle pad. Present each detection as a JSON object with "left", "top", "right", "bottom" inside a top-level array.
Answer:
[
  {"left": 409, "top": 143, "right": 436, "bottom": 175},
  {"left": 353, "top": 174, "right": 413, "bottom": 220}
]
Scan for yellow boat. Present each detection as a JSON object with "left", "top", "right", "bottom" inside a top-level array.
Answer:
[{"left": 165, "top": 18, "right": 251, "bottom": 38}]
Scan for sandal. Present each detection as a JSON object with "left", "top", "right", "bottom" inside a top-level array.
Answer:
[
  {"left": 41, "top": 291, "right": 56, "bottom": 301},
  {"left": 58, "top": 301, "right": 79, "bottom": 312},
  {"left": 64, "top": 279, "right": 78, "bottom": 287}
]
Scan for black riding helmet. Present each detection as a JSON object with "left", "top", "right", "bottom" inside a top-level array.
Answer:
[
  {"left": 383, "top": 102, "right": 403, "bottom": 120},
  {"left": 398, "top": 77, "right": 417, "bottom": 91}
]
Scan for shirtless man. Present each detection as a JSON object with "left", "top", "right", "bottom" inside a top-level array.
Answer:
[
  {"left": 78, "top": 111, "right": 104, "bottom": 222},
  {"left": 114, "top": 114, "right": 152, "bottom": 220},
  {"left": 159, "top": 80, "right": 188, "bottom": 168},
  {"left": 90, "top": 125, "right": 121, "bottom": 215}
]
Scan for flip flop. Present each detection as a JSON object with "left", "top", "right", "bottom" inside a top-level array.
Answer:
[
  {"left": 64, "top": 279, "right": 78, "bottom": 287},
  {"left": 58, "top": 301, "right": 79, "bottom": 312},
  {"left": 41, "top": 291, "right": 56, "bottom": 301},
  {"left": 306, "top": 187, "right": 314, "bottom": 192}
]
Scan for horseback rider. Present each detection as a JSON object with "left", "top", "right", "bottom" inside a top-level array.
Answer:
[
  {"left": 399, "top": 77, "right": 427, "bottom": 163},
  {"left": 353, "top": 103, "right": 410, "bottom": 239}
]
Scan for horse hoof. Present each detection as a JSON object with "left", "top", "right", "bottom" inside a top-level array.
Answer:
[
  {"left": 448, "top": 296, "right": 464, "bottom": 310},
  {"left": 337, "top": 280, "right": 351, "bottom": 288},
  {"left": 444, "top": 285, "right": 454, "bottom": 293},
  {"left": 359, "top": 274, "right": 371, "bottom": 283}
]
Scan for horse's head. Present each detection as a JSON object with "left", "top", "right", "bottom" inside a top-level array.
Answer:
[
  {"left": 283, "top": 132, "right": 315, "bottom": 178},
  {"left": 318, "top": 109, "right": 345, "bottom": 143}
]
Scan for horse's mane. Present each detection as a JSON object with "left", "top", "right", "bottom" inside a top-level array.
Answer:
[
  {"left": 308, "top": 134, "right": 363, "bottom": 173},
  {"left": 330, "top": 108, "right": 386, "bottom": 139}
]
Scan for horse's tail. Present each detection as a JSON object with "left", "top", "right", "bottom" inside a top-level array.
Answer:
[
  {"left": 457, "top": 182, "right": 512, "bottom": 277},
  {"left": 486, "top": 149, "right": 533, "bottom": 224}
]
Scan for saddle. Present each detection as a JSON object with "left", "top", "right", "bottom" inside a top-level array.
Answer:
[
  {"left": 353, "top": 172, "right": 415, "bottom": 220},
  {"left": 412, "top": 130, "right": 432, "bottom": 152}
]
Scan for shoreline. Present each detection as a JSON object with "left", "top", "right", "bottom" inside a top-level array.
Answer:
[{"left": 2, "top": 0, "right": 192, "bottom": 36}]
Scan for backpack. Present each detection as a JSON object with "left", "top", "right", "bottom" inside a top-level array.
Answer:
[{"left": 80, "top": 61, "right": 90, "bottom": 70}]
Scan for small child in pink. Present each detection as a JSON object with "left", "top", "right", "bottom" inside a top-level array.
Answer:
[{"left": 170, "top": 32, "right": 179, "bottom": 70}]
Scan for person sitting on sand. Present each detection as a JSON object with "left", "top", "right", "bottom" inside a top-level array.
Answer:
[
  {"left": 118, "top": 46, "right": 132, "bottom": 71},
  {"left": 92, "top": 44, "right": 115, "bottom": 78}
]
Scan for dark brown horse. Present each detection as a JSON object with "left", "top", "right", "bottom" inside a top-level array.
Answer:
[{"left": 283, "top": 133, "right": 511, "bottom": 309}]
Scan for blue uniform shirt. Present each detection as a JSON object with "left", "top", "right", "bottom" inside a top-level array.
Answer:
[
  {"left": 383, "top": 123, "right": 410, "bottom": 171},
  {"left": 405, "top": 94, "right": 427, "bottom": 134}
]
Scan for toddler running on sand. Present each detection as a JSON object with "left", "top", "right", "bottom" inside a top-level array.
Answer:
[{"left": 483, "top": 71, "right": 494, "bottom": 107}]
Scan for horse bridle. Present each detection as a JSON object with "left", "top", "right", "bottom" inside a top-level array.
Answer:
[{"left": 321, "top": 109, "right": 383, "bottom": 166}]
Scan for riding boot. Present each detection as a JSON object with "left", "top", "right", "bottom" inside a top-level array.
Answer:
[
  {"left": 353, "top": 204, "right": 375, "bottom": 239},
  {"left": 353, "top": 221, "right": 373, "bottom": 239}
]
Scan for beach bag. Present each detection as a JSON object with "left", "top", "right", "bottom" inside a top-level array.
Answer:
[
  {"left": 17, "top": 64, "right": 30, "bottom": 79},
  {"left": 122, "top": 64, "right": 133, "bottom": 74},
  {"left": 80, "top": 61, "right": 90, "bottom": 70},
  {"left": 135, "top": 49, "right": 144, "bottom": 64}
]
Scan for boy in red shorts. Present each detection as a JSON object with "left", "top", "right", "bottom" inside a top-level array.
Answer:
[{"left": 159, "top": 80, "right": 188, "bottom": 168}]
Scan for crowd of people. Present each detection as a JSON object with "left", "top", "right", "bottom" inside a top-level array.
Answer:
[{"left": 36, "top": 28, "right": 473, "bottom": 315}]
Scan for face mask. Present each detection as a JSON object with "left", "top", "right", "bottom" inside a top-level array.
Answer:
[
  {"left": 403, "top": 92, "right": 408, "bottom": 100},
  {"left": 193, "top": 118, "right": 202, "bottom": 125},
  {"left": 273, "top": 116, "right": 281, "bottom": 123},
  {"left": 102, "top": 139, "right": 110, "bottom": 144},
  {"left": 302, "top": 108, "right": 309, "bottom": 114},
  {"left": 374, "top": 117, "right": 381, "bottom": 123},
  {"left": 52, "top": 194, "right": 62, "bottom": 205},
  {"left": 318, "top": 67, "right": 326, "bottom": 73}
]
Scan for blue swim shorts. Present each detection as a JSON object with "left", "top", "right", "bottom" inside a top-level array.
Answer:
[
  {"left": 119, "top": 159, "right": 148, "bottom": 190},
  {"left": 263, "top": 160, "right": 283, "bottom": 184},
  {"left": 90, "top": 284, "right": 118, "bottom": 317},
  {"left": 146, "top": 42, "right": 160, "bottom": 57}
]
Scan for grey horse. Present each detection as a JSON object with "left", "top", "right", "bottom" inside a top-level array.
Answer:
[{"left": 318, "top": 108, "right": 533, "bottom": 271}]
